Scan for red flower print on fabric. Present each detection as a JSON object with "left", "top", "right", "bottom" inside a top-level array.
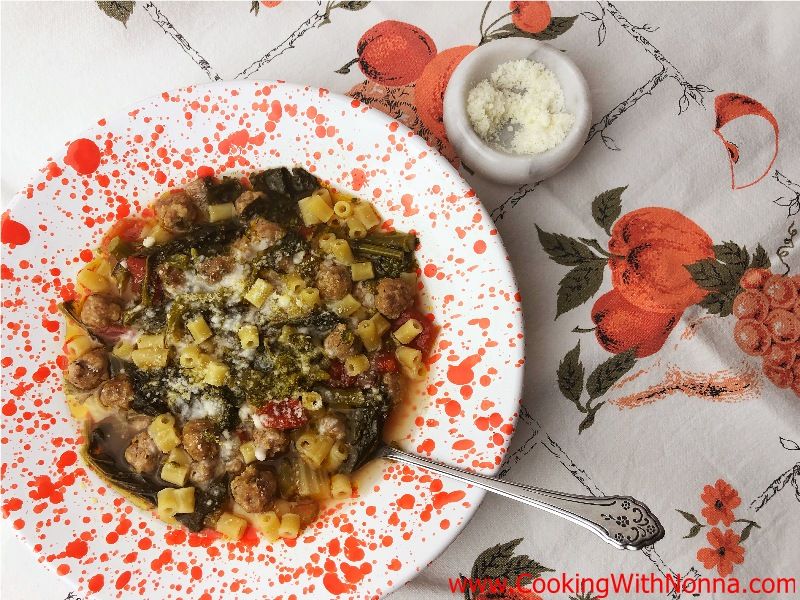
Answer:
[
  {"left": 700, "top": 479, "right": 742, "bottom": 527},
  {"left": 696, "top": 527, "right": 745, "bottom": 578}
]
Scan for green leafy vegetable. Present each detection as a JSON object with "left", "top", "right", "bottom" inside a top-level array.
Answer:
[
  {"left": 83, "top": 420, "right": 163, "bottom": 507},
  {"left": 352, "top": 240, "right": 413, "bottom": 277},
  {"left": 129, "top": 367, "right": 172, "bottom": 415},
  {"left": 142, "top": 220, "right": 244, "bottom": 261},
  {"left": 174, "top": 475, "right": 229, "bottom": 532},
  {"left": 206, "top": 177, "right": 243, "bottom": 205},
  {"left": 336, "top": 387, "right": 393, "bottom": 472}
]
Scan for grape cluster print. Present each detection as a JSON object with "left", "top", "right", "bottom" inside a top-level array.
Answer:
[{"left": 732, "top": 270, "right": 800, "bottom": 393}]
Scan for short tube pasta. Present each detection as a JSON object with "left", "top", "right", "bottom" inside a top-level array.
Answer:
[
  {"left": 331, "top": 294, "right": 361, "bottom": 317},
  {"left": 161, "top": 461, "right": 189, "bottom": 486},
  {"left": 393, "top": 318, "right": 423, "bottom": 344},
  {"left": 299, "top": 192, "right": 334, "bottom": 225},
  {"left": 167, "top": 447, "right": 191, "bottom": 467},
  {"left": 66, "top": 335, "right": 99, "bottom": 360},
  {"left": 345, "top": 354, "right": 370, "bottom": 376},
  {"left": 244, "top": 278, "right": 274, "bottom": 308},
  {"left": 131, "top": 347, "right": 169, "bottom": 370},
  {"left": 238, "top": 324, "right": 260, "bottom": 349},
  {"left": 239, "top": 441, "right": 257, "bottom": 464},
  {"left": 253, "top": 511, "right": 281, "bottom": 542},
  {"left": 284, "top": 274, "right": 306, "bottom": 294},
  {"left": 353, "top": 202, "right": 381, "bottom": 230},
  {"left": 300, "top": 391, "right": 323, "bottom": 412},
  {"left": 370, "top": 313, "right": 391, "bottom": 337},
  {"left": 112, "top": 341, "right": 134, "bottom": 360},
  {"left": 148, "top": 414, "right": 181, "bottom": 453},
  {"left": 137, "top": 333, "right": 165, "bottom": 349},
  {"left": 356, "top": 319, "right": 381, "bottom": 352},
  {"left": 346, "top": 217, "right": 367, "bottom": 239},
  {"left": 208, "top": 202, "right": 235, "bottom": 222},
  {"left": 323, "top": 441, "right": 349, "bottom": 472},
  {"left": 278, "top": 513, "right": 301, "bottom": 539},
  {"left": 395, "top": 346, "right": 426, "bottom": 380},
  {"left": 296, "top": 433, "right": 335, "bottom": 468},
  {"left": 330, "top": 474, "right": 352, "bottom": 500},
  {"left": 330, "top": 240, "right": 354, "bottom": 264},
  {"left": 157, "top": 487, "right": 195, "bottom": 516},
  {"left": 77, "top": 269, "right": 111, "bottom": 293},
  {"left": 216, "top": 512, "right": 248, "bottom": 540},
  {"left": 186, "top": 315, "right": 213, "bottom": 343},
  {"left": 299, "top": 287, "right": 320, "bottom": 307},
  {"left": 318, "top": 232, "right": 337, "bottom": 254},
  {"left": 203, "top": 361, "right": 229, "bottom": 386},
  {"left": 179, "top": 345, "right": 209, "bottom": 369},
  {"left": 350, "top": 262, "right": 374, "bottom": 282},
  {"left": 333, "top": 200, "right": 353, "bottom": 219}
]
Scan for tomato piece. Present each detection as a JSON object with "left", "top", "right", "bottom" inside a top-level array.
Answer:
[
  {"left": 102, "top": 217, "right": 147, "bottom": 248},
  {"left": 256, "top": 398, "right": 308, "bottom": 430},
  {"left": 372, "top": 350, "right": 399, "bottom": 373},
  {"left": 393, "top": 308, "right": 438, "bottom": 355},
  {"left": 125, "top": 255, "right": 163, "bottom": 304},
  {"left": 126, "top": 256, "right": 147, "bottom": 293}
]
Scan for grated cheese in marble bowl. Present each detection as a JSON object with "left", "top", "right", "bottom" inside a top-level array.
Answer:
[{"left": 466, "top": 58, "right": 575, "bottom": 155}]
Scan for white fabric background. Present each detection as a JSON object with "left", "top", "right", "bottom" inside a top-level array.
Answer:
[{"left": 2, "top": 2, "right": 799, "bottom": 599}]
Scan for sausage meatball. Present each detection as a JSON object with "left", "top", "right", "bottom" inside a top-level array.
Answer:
[
  {"left": 316, "top": 262, "right": 352, "bottom": 301},
  {"left": 65, "top": 348, "right": 109, "bottom": 390},
  {"left": 251, "top": 427, "right": 289, "bottom": 458},
  {"left": 382, "top": 372, "right": 403, "bottom": 403},
  {"left": 154, "top": 191, "right": 201, "bottom": 233},
  {"left": 80, "top": 294, "right": 123, "bottom": 329},
  {"left": 156, "top": 263, "right": 185, "bottom": 296},
  {"left": 230, "top": 465, "right": 277, "bottom": 513},
  {"left": 99, "top": 374, "right": 134, "bottom": 410},
  {"left": 198, "top": 255, "right": 234, "bottom": 283},
  {"left": 124, "top": 431, "right": 159, "bottom": 474},
  {"left": 182, "top": 419, "right": 219, "bottom": 461},
  {"left": 375, "top": 277, "right": 414, "bottom": 319},
  {"left": 182, "top": 178, "right": 211, "bottom": 206},
  {"left": 249, "top": 216, "right": 285, "bottom": 249},
  {"left": 352, "top": 280, "right": 376, "bottom": 310},
  {"left": 189, "top": 459, "right": 216, "bottom": 485},
  {"left": 323, "top": 324, "right": 359, "bottom": 360}
]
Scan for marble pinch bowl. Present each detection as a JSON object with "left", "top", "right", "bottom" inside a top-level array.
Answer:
[{"left": 443, "top": 37, "right": 592, "bottom": 185}]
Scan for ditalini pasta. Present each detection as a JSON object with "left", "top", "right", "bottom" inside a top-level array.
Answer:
[{"left": 60, "top": 166, "right": 438, "bottom": 543}]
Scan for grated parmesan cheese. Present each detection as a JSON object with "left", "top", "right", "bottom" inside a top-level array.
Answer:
[{"left": 466, "top": 58, "right": 575, "bottom": 155}]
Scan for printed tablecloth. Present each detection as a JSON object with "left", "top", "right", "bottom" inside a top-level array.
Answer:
[{"left": 2, "top": 2, "right": 799, "bottom": 599}]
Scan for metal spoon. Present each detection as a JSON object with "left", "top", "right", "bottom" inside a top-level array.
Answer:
[{"left": 373, "top": 443, "right": 665, "bottom": 551}]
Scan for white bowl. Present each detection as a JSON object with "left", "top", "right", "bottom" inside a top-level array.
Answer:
[
  {"left": 444, "top": 38, "right": 591, "bottom": 185},
  {"left": 1, "top": 81, "right": 524, "bottom": 600}
]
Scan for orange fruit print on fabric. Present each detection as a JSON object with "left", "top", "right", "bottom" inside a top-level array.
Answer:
[
  {"left": 356, "top": 21, "right": 437, "bottom": 87},
  {"left": 608, "top": 207, "right": 714, "bottom": 313},
  {"left": 415, "top": 45, "right": 476, "bottom": 142},
  {"left": 591, "top": 289, "right": 681, "bottom": 358},
  {"left": 510, "top": 1, "right": 552, "bottom": 34}
]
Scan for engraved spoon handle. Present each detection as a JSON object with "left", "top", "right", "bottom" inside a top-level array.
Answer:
[{"left": 376, "top": 444, "right": 665, "bottom": 551}]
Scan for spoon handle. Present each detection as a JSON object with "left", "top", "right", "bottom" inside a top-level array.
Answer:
[{"left": 377, "top": 444, "right": 664, "bottom": 551}]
